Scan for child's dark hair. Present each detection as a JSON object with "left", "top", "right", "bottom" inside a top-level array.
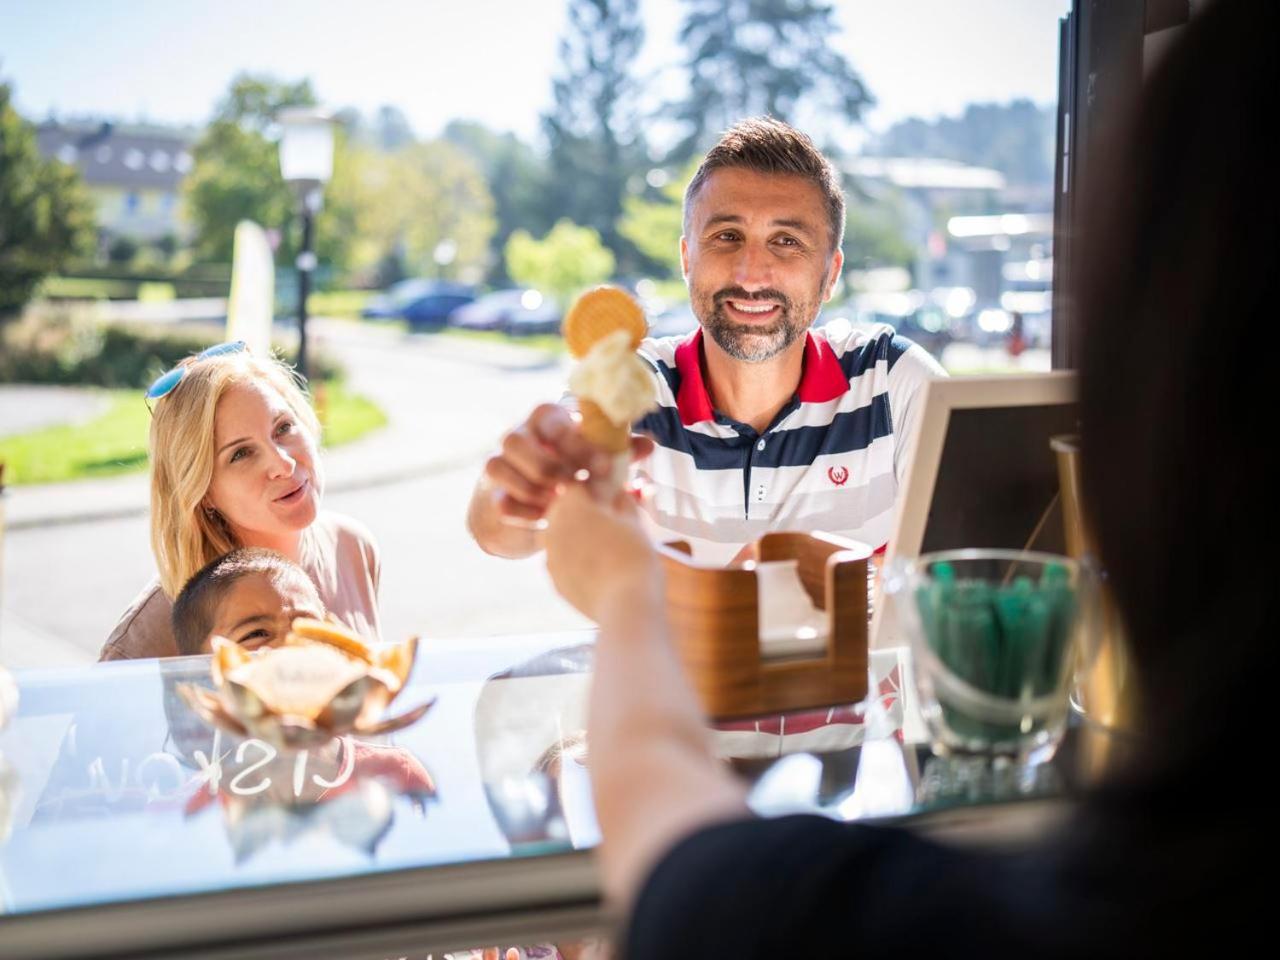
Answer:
[{"left": 171, "top": 547, "right": 311, "bottom": 656}]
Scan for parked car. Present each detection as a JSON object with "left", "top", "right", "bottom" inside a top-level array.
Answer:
[
  {"left": 361, "top": 279, "right": 475, "bottom": 329},
  {"left": 448, "top": 289, "right": 561, "bottom": 336}
]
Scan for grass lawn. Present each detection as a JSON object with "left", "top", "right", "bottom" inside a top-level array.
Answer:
[
  {"left": 0, "top": 382, "right": 387, "bottom": 486},
  {"left": 313, "top": 381, "right": 388, "bottom": 447}
]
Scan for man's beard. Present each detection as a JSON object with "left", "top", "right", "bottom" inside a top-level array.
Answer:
[{"left": 697, "top": 286, "right": 810, "bottom": 363}]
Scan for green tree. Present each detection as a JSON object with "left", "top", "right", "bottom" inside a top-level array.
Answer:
[
  {"left": 505, "top": 219, "right": 616, "bottom": 306},
  {"left": 106, "top": 235, "right": 139, "bottom": 265},
  {"left": 444, "top": 120, "right": 552, "bottom": 285},
  {"left": 669, "top": 0, "right": 873, "bottom": 159},
  {"left": 617, "top": 161, "right": 700, "bottom": 279},
  {"left": 313, "top": 129, "right": 364, "bottom": 276},
  {"left": 542, "top": 0, "right": 648, "bottom": 270},
  {"left": 213, "top": 75, "right": 316, "bottom": 135},
  {"left": 843, "top": 196, "right": 915, "bottom": 271},
  {"left": 184, "top": 73, "right": 315, "bottom": 264},
  {"left": 0, "top": 80, "right": 96, "bottom": 317},
  {"left": 871, "top": 100, "right": 1055, "bottom": 187},
  {"left": 335, "top": 140, "right": 496, "bottom": 281},
  {"left": 185, "top": 119, "right": 292, "bottom": 263},
  {"left": 186, "top": 74, "right": 371, "bottom": 279}
]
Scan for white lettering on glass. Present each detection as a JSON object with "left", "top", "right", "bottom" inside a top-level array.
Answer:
[
  {"left": 137, "top": 752, "right": 184, "bottom": 799},
  {"left": 80, "top": 732, "right": 361, "bottom": 800},
  {"left": 228, "top": 739, "right": 277, "bottom": 796},
  {"left": 311, "top": 737, "right": 356, "bottom": 790}
]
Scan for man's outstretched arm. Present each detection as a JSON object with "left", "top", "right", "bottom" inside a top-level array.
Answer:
[
  {"left": 467, "top": 404, "right": 602, "bottom": 558},
  {"left": 468, "top": 403, "right": 653, "bottom": 559}
]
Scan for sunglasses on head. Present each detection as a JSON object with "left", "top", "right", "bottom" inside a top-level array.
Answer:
[{"left": 145, "top": 341, "right": 248, "bottom": 402}]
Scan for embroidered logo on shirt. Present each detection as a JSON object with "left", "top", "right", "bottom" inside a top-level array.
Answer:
[{"left": 828, "top": 465, "right": 849, "bottom": 486}]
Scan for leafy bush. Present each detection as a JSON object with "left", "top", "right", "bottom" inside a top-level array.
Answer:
[
  {"left": 0, "top": 81, "right": 97, "bottom": 317},
  {"left": 505, "top": 219, "right": 615, "bottom": 306},
  {"left": 0, "top": 307, "right": 341, "bottom": 387}
]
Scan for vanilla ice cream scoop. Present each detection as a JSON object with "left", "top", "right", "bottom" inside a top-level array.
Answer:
[{"left": 568, "top": 329, "right": 657, "bottom": 426}]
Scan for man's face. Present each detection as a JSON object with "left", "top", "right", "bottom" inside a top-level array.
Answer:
[
  {"left": 206, "top": 570, "right": 325, "bottom": 652},
  {"left": 682, "top": 167, "right": 843, "bottom": 363}
]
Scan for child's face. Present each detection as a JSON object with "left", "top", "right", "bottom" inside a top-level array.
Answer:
[{"left": 206, "top": 571, "right": 325, "bottom": 652}]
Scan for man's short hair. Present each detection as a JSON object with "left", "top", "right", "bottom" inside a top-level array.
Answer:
[
  {"left": 171, "top": 547, "right": 312, "bottom": 656},
  {"left": 683, "top": 117, "right": 846, "bottom": 253}
]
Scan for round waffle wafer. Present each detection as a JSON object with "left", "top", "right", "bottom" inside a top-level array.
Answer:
[{"left": 562, "top": 286, "right": 647, "bottom": 358}]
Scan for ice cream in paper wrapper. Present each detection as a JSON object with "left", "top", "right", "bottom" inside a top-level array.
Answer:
[{"left": 178, "top": 618, "right": 434, "bottom": 750}]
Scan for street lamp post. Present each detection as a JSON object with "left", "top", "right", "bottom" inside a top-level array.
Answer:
[{"left": 277, "top": 108, "right": 334, "bottom": 381}]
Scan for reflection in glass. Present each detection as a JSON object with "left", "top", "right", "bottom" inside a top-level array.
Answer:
[
  {"left": 475, "top": 644, "right": 596, "bottom": 853},
  {"left": 164, "top": 664, "right": 436, "bottom": 862}
]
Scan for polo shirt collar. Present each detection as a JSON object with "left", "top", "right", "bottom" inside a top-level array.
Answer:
[{"left": 672, "top": 328, "right": 850, "bottom": 426}]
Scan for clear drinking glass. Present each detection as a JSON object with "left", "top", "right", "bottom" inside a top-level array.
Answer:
[{"left": 883, "top": 549, "right": 1097, "bottom": 761}]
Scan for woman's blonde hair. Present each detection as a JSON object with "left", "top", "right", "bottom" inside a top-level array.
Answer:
[{"left": 149, "top": 349, "right": 322, "bottom": 598}]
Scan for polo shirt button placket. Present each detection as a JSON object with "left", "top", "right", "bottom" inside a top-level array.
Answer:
[{"left": 749, "top": 435, "right": 769, "bottom": 515}]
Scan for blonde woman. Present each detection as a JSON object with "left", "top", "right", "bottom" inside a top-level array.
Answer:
[{"left": 100, "top": 342, "right": 380, "bottom": 660}]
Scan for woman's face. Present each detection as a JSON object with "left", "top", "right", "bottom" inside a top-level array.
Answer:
[{"left": 204, "top": 381, "right": 320, "bottom": 542}]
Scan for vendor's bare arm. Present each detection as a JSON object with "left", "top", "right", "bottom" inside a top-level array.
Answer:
[
  {"left": 544, "top": 485, "right": 747, "bottom": 905},
  {"left": 590, "top": 588, "right": 747, "bottom": 906}
]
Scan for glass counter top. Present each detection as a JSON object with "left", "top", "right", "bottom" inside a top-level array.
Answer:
[{"left": 0, "top": 632, "right": 1073, "bottom": 958}]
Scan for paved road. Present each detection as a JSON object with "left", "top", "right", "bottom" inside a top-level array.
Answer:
[
  {"left": 0, "top": 385, "right": 110, "bottom": 439},
  {"left": 2, "top": 324, "right": 588, "bottom": 669}
]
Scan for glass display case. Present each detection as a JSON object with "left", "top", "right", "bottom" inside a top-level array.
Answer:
[{"left": 0, "top": 633, "right": 1073, "bottom": 959}]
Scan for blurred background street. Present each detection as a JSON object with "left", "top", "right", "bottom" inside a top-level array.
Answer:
[{"left": 2, "top": 0, "right": 1064, "bottom": 668}]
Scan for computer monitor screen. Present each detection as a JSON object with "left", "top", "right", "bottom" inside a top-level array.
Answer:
[
  {"left": 887, "top": 373, "right": 1080, "bottom": 564},
  {"left": 872, "top": 373, "right": 1079, "bottom": 649},
  {"left": 920, "top": 401, "right": 1080, "bottom": 555}
]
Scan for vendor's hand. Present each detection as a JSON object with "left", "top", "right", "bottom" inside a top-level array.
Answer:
[
  {"left": 545, "top": 482, "right": 662, "bottom": 622},
  {"left": 483, "top": 404, "right": 653, "bottom": 525}
]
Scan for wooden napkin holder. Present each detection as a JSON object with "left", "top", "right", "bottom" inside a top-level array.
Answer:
[{"left": 658, "top": 532, "right": 871, "bottom": 720}]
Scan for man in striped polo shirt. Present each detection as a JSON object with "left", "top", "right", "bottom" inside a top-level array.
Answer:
[{"left": 467, "top": 117, "right": 943, "bottom": 564}]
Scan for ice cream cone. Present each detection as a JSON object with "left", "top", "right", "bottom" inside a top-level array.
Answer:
[{"left": 579, "top": 399, "right": 631, "bottom": 453}]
